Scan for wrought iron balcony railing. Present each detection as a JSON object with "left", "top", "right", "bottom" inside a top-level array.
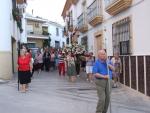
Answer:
[
  {"left": 77, "top": 12, "right": 88, "bottom": 33},
  {"left": 87, "top": 0, "right": 103, "bottom": 26}
]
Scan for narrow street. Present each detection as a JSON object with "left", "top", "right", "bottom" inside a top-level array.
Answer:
[
  {"left": 1, "top": 0, "right": 150, "bottom": 113},
  {"left": 0, "top": 71, "right": 150, "bottom": 113}
]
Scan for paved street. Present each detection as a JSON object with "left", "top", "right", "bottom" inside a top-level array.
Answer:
[{"left": 0, "top": 71, "right": 150, "bottom": 113}]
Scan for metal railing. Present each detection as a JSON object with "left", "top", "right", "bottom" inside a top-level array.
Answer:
[
  {"left": 117, "top": 55, "right": 150, "bottom": 97},
  {"left": 27, "top": 31, "right": 49, "bottom": 36},
  {"left": 105, "top": 0, "right": 118, "bottom": 8},
  {"left": 87, "top": 0, "right": 102, "bottom": 21},
  {"left": 77, "top": 13, "right": 86, "bottom": 29},
  {"left": 69, "top": 16, "right": 73, "bottom": 27}
]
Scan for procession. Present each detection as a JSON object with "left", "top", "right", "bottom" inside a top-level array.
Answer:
[{"left": 0, "top": 0, "right": 150, "bottom": 113}]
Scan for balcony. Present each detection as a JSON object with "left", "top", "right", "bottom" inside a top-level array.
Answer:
[
  {"left": 77, "top": 13, "right": 88, "bottom": 33},
  {"left": 16, "top": 0, "right": 26, "bottom": 4},
  {"left": 27, "top": 31, "right": 49, "bottom": 39},
  {"left": 87, "top": 0, "right": 103, "bottom": 27},
  {"left": 72, "top": 0, "right": 78, "bottom": 5},
  {"left": 105, "top": 0, "right": 132, "bottom": 15}
]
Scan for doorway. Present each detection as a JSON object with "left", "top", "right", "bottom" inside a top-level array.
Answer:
[
  {"left": 94, "top": 31, "right": 103, "bottom": 57},
  {"left": 11, "top": 37, "right": 17, "bottom": 73}
]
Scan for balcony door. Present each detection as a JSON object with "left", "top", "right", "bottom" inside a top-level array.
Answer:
[{"left": 81, "top": 36, "right": 88, "bottom": 51}]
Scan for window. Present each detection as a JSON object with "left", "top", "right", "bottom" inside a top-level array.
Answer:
[
  {"left": 105, "top": 0, "right": 111, "bottom": 5},
  {"left": 56, "top": 28, "right": 59, "bottom": 36},
  {"left": 27, "top": 25, "right": 33, "bottom": 34},
  {"left": 66, "top": 38, "right": 69, "bottom": 44},
  {"left": 27, "top": 43, "right": 36, "bottom": 48},
  {"left": 112, "top": 17, "right": 131, "bottom": 55},
  {"left": 55, "top": 41, "right": 60, "bottom": 48},
  {"left": 81, "top": 36, "right": 88, "bottom": 51},
  {"left": 62, "top": 42, "right": 65, "bottom": 47},
  {"left": 35, "top": 23, "right": 39, "bottom": 28}
]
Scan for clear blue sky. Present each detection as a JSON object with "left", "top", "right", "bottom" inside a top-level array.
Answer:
[{"left": 26, "top": 0, "right": 66, "bottom": 25}]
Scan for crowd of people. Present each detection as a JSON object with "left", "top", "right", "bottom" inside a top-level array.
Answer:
[
  {"left": 17, "top": 46, "right": 97, "bottom": 92},
  {"left": 17, "top": 45, "right": 122, "bottom": 113}
]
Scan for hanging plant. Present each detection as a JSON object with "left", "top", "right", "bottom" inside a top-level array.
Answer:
[
  {"left": 12, "top": 8, "right": 23, "bottom": 33},
  {"left": 42, "top": 31, "right": 49, "bottom": 36},
  {"left": 20, "top": 28, "right": 23, "bottom": 33},
  {"left": 17, "top": 21, "right": 21, "bottom": 28},
  {"left": 12, "top": 8, "right": 20, "bottom": 21},
  {"left": 16, "top": 20, "right": 23, "bottom": 33},
  {"left": 16, "top": 15, "right": 21, "bottom": 21}
]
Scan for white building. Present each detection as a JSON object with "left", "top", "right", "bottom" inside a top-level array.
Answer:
[
  {"left": 47, "top": 21, "right": 66, "bottom": 48},
  {"left": 0, "top": 0, "right": 27, "bottom": 80},
  {"left": 22, "top": 14, "right": 66, "bottom": 49},
  {"left": 62, "top": 0, "right": 150, "bottom": 96},
  {"left": 62, "top": 0, "right": 150, "bottom": 56},
  {"left": 22, "top": 14, "right": 49, "bottom": 48}
]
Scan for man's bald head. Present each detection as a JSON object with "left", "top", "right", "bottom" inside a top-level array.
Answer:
[{"left": 98, "top": 49, "right": 107, "bottom": 61}]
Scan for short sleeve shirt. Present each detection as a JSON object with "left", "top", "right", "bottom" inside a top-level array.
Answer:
[{"left": 92, "top": 59, "right": 112, "bottom": 79}]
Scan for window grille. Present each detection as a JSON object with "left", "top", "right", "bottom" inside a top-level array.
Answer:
[{"left": 112, "top": 17, "right": 131, "bottom": 55}]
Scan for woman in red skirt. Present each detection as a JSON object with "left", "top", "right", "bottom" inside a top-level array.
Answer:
[{"left": 18, "top": 49, "right": 32, "bottom": 93}]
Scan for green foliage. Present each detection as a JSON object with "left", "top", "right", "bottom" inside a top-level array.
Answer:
[
  {"left": 43, "top": 37, "right": 51, "bottom": 48},
  {"left": 42, "top": 31, "right": 49, "bottom": 36},
  {"left": 12, "top": 8, "right": 23, "bottom": 33}
]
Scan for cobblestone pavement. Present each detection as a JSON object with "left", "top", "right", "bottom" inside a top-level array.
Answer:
[{"left": 0, "top": 71, "right": 150, "bottom": 113}]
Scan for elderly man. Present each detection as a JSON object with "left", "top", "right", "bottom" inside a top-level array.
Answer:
[{"left": 93, "top": 49, "right": 114, "bottom": 113}]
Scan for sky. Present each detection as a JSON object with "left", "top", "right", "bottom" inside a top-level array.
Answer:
[{"left": 26, "top": 0, "right": 66, "bottom": 25}]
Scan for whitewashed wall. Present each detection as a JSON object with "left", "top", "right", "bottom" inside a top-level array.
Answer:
[
  {"left": 0, "top": 0, "right": 12, "bottom": 51},
  {"left": 131, "top": 0, "right": 150, "bottom": 55},
  {"left": 48, "top": 23, "right": 66, "bottom": 48}
]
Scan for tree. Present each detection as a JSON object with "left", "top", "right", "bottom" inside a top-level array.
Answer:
[{"left": 43, "top": 36, "right": 51, "bottom": 48}]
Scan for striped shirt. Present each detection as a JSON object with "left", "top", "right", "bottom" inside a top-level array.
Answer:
[{"left": 59, "top": 55, "right": 65, "bottom": 63}]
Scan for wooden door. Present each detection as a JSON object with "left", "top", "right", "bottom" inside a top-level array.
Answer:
[{"left": 94, "top": 34, "right": 103, "bottom": 57}]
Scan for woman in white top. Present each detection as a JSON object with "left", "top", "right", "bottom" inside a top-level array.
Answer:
[
  {"left": 86, "top": 52, "right": 94, "bottom": 82},
  {"left": 35, "top": 51, "right": 43, "bottom": 75},
  {"left": 111, "top": 52, "right": 122, "bottom": 88}
]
